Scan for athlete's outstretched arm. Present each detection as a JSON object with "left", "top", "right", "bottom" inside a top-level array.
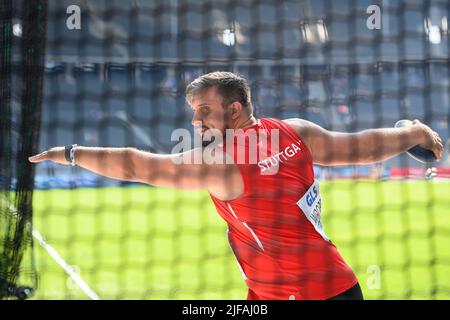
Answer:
[
  {"left": 29, "top": 146, "right": 243, "bottom": 200},
  {"left": 284, "top": 118, "right": 444, "bottom": 166}
]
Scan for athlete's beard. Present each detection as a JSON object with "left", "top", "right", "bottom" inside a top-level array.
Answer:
[
  {"left": 201, "top": 133, "right": 227, "bottom": 147},
  {"left": 202, "top": 138, "right": 212, "bottom": 147},
  {"left": 201, "top": 129, "right": 227, "bottom": 147}
]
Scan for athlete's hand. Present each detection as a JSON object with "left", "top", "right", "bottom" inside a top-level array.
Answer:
[
  {"left": 413, "top": 120, "right": 444, "bottom": 161},
  {"left": 29, "top": 147, "right": 69, "bottom": 165}
]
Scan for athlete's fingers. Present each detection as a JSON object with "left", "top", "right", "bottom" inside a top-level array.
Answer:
[
  {"left": 436, "top": 134, "right": 444, "bottom": 146},
  {"left": 435, "top": 138, "right": 443, "bottom": 149},
  {"left": 430, "top": 136, "right": 442, "bottom": 158},
  {"left": 432, "top": 146, "right": 442, "bottom": 161},
  {"left": 29, "top": 151, "right": 49, "bottom": 163},
  {"left": 431, "top": 150, "right": 440, "bottom": 161},
  {"left": 435, "top": 133, "right": 443, "bottom": 144}
]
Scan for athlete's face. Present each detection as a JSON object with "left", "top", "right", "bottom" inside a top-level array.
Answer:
[{"left": 190, "top": 86, "right": 233, "bottom": 138}]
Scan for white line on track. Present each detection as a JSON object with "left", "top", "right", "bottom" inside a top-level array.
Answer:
[
  {"left": 31, "top": 230, "right": 101, "bottom": 300},
  {"left": 2, "top": 196, "right": 101, "bottom": 300}
]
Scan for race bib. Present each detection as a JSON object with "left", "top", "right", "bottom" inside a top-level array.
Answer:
[{"left": 296, "top": 181, "right": 329, "bottom": 241}]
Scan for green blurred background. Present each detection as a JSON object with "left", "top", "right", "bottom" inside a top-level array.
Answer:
[{"left": 32, "top": 180, "right": 450, "bottom": 299}]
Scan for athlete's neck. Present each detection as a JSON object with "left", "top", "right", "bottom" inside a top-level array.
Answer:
[{"left": 234, "top": 114, "right": 258, "bottom": 130}]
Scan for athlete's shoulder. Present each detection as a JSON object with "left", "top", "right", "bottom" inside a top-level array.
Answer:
[
  {"left": 258, "top": 117, "right": 300, "bottom": 130},
  {"left": 257, "top": 118, "right": 313, "bottom": 148},
  {"left": 262, "top": 117, "right": 314, "bottom": 129},
  {"left": 281, "top": 118, "right": 317, "bottom": 153},
  {"left": 282, "top": 118, "right": 325, "bottom": 135},
  {"left": 282, "top": 117, "right": 309, "bottom": 129}
]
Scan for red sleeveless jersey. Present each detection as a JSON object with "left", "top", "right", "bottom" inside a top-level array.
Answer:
[{"left": 209, "top": 118, "right": 357, "bottom": 300}]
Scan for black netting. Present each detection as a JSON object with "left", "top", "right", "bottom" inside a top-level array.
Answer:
[{"left": 1, "top": 0, "right": 47, "bottom": 300}]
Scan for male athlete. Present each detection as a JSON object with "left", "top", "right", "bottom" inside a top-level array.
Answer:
[{"left": 29, "top": 72, "right": 444, "bottom": 300}]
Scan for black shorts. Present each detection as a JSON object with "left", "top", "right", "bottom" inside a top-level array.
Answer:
[{"left": 327, "top": 283, "right": 364, "bottom": 300}]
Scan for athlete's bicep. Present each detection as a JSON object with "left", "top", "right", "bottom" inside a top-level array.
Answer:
[
  {"left": 310, "top": 130, "right": 360, "bottom": 165},
  {"left": 130, "top": 148, "right": 243, "bottom": 200},
  {"left": 129, "top": 148, "right": 215, "bottom": 189}
]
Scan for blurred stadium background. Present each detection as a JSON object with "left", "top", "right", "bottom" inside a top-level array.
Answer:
[{"left": 4, "top": 0, "right": 450, "bottom": 299}]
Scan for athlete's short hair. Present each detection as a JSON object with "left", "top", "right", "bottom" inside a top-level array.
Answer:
[{"left": 185, "top": 71, "right": 253, "bottom": 113}]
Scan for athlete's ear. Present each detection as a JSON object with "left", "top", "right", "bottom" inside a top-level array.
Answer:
[{"left": 230, "top": 102, "right": 243, "bottom": 120}]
